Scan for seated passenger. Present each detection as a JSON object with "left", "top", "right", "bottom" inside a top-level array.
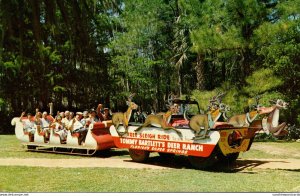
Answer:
[
  {"left": 89, "top": 109, "right": 99, "bottom": 124},
  {"left": 69, "top": 112, "right": 74, "bottom": 121},
  {"left": 40, "top": 111, "right": 52, "bottom": 141},
  {"left": 20, "top": 112, "right": 36, "bottom": 141},
  {"left": 53, "top": 115, "right": 68, "bottom": 143},
  {"left": 34, "top": 112, "right": 42, "bottom": 125},
  {"left": 103, "top": 108, "right": 112, "bottom": 121},
  {"left": 68, "top": 112, "right": 88, "bottom": 145},
  {"left": 96, "top": 104, "right": 104, "bottom": 121},
  {"left": 81, "top": 111, "right": 91, "bottom": 127},
  {"left": 62, "top": 111, "right": 70, "bottom": 128}
]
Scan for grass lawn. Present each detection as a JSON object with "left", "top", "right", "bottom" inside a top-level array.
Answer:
[{"left": 0, "top": 134, "right": 300, "bottom": 192}]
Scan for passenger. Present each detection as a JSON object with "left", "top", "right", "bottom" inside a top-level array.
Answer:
[
  {"left": 103, "top": 108, "right": 112, "bottom": 121},
  {"left": 96, "top": 104, "right": 104, "bottom": 121},
  {"left": 60, "top": 112, "right": 65, "bottom": 119},
  {"left": 69, "top": 112, "right": 74, "bottom": 121},
  {"left": 40, "top": 111, "right": 52, "bottom": 141},
  {"left": 68, "top": 112, "right": 88, "bottom": 145},
  {"left": 20, "top": 112, "right": 36, "bottom": 141},
  {"left": 53, "top": 115, "right": 67, "bottom": 143},
  {"left": 81, "top": 111, "right": 91, "bottom": 128},
  {"left": 62, "top": 111, "right": 70, "bottom": 128},
  {"left": 34, "top": 112, "right": 43, "bottom": 126},
  {"left": 89, "top": 109, "right": 99, "bottom": 123}
]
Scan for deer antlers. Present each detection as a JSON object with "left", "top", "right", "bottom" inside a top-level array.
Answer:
[
  {"left": 128, "top": 93, "right": 136, "bottom": 102},
  {"left": 210, "top": 92, "right": 225, "bottom": 105}
]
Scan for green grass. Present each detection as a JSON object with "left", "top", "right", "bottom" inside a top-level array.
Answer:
[
  {"left": 0, "top": 135, "right": 130, "bottom": 159},
  {"left": 0, "top": 166, "right": 300, "bottom": 192},
  {"left": 240, "top": 141, "right": 300, "bottom": 160},
  {"left": 1, "top": 135, "right": 300, "bottom": 192}
]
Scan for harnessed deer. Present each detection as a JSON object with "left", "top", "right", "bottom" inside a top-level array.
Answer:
[
  {"left": 228, "top": 96, "right": 263, "bottom": 127},
  {"left": 246, "top": 99, "right": 288, "bottom": 138},
  {"left": 112, "top": 93, "right": 138, "bottom": 136},
  {"left": 186, "top": 92, "right": 230, "bottom": 139},
  {"left": 134, "top": 94, "right": 182, "bottom": 137}
]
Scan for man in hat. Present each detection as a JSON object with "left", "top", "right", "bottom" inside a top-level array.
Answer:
[
  {"left": 89, "top": 109, "right": 99, "bottom": 123},
  {"left": 68, "top": 112, "right": 88, "bottom": 145}
]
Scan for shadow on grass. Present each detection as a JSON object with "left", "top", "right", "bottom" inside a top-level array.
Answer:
[{"left": 125, "top": 155, "right": 299, "bottom": 173}]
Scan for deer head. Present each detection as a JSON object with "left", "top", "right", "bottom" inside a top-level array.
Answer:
[
  {"left": 126, "top": 93, "right": 138, "bottom": 110},
  {"left": 269, "top": 99, "right": 288, "bottom": 109},
  {"left": 252, "top": 95, "right": 263, "bottom": 112},
  {"left": 208, "top": 92, "right": 226, "bottom": 111}
]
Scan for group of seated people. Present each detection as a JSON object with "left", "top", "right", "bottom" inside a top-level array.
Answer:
[{"left": 20, "top": 104, "right": 112, "bottom": 145}]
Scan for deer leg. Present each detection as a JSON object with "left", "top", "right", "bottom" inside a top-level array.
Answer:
[
  {"left": 162, "top": 126, "right": 182, "bottom": 137},
  {"left": 272, "top": 122, "right": 288, "bottom": 137},
  {"left": 269, "top": 122, "right": 286, "bottom": 134},
  {"left": 134, "top": 122, "right": 150, "bottom": 133},
  {"left": 194, "top": 126, "right": 209, "bottom": 140}
]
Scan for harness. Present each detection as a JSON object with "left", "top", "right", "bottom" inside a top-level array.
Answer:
[
  {"left": 208, "top": 112, "right": 221, "bottom": 128},
  {"left": 246, "top": 112, "right": 259, "bottom": 124}
]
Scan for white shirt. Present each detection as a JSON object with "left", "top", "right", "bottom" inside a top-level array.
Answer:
[
  {"left": 22, "top": 119, "right": 35, "bottom": 130},
  {"left": 72, "top": 120, "right": 83, "bottom": 130},
  {"left": 41, "top": 118, "right": 50, "bottom": 128}
]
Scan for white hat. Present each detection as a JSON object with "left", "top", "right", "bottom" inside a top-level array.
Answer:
[
  {"left": 76, "top": 112, "right": 83, "bottom": 115},
  {"left": 83, "top": 111, "right": 88, "bottom": 116}
]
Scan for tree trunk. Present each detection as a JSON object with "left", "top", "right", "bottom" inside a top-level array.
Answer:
[
  {"left": 30, "top": 0, "right": 41, "bottom": 43},
  {"left": 195, "top": 54, "right": 205, "bottom": 90},
  {"left": 177, "top": 67, "right": 182, "bottom": 96}
]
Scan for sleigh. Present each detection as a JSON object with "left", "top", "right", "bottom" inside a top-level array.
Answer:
[
  {"left": 11, "top": 117, "right": 115, "bottom": 155},
  {"left": 109, "top": 97, "right": 288, "bottom": 169},
  {"left": 109, "top": 98, "right": 253, "bottom": 169}
]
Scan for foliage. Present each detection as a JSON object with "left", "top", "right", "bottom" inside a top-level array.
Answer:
[
  {"left": 285, "top": 125, "right": 300, "bottom": 141},
  {"left": 243, "top": 68, "right": 283, "bottom": 96}
]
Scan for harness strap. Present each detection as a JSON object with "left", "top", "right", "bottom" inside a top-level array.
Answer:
[
  {"left": 246, "top": 112, "right": 258, "bottom": 124},
  {"left": 208, "top": 113, "right": 214, "bottom": 128}
]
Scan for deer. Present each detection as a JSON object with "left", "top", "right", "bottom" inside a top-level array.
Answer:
[
  {"left": 245, "top": 99, "right": 288, "bottom": 139},
  {"left": 134, "top": 94, "right": 182, "bottom": 137},
  {"left": 112, "top": 93, "right": 138, "bottom": 136},
  {"left": 227, "top": 95, "right": 263, "bottom": 127},
  {"left": 186, "top": 92, "right": 230, "bottom": 139},
  {"left": 243, "top": 99, "right": 288, "bottom": 139}
]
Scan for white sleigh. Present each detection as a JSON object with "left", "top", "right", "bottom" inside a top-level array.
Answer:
[{"left": 11, "top": 117, "right": 30, "bottom": 143}]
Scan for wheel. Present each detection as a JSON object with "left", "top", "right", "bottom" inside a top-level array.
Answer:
[
  {"left": 129, "top": 149, "right": 150, "bottom": 162},
  {"left": 217, "top": 152, "right": 239, "bottom": 165},
  {"left": 158, "top": 152, "right": 175, "bottom": 160}
]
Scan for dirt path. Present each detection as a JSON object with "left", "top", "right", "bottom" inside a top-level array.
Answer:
[
  {"left": 251, "top": 143, "right": 300, "bottom": 158},
  {"left": 0, "top": 157, "right": 300, "bottom": 170}
]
